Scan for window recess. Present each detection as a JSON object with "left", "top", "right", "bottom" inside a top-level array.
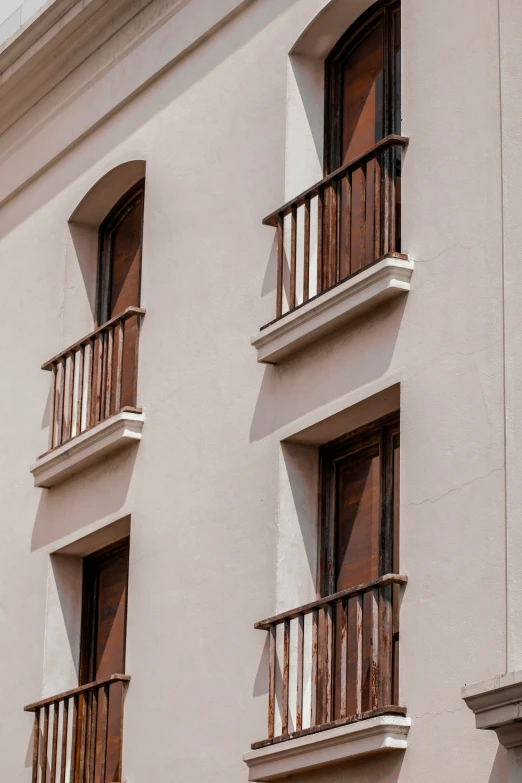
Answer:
[
  {"left": 251, "top": 415, "right": 407, "bottom": 751},
  {"left": 252, "top": 0, "right": 412, "bottom": 364},
  {"left": 31, "top": 181, "right": 146, "bottom": 487},
  {"left": 24, "top": 538, "right": 131, "bottom": 783}
]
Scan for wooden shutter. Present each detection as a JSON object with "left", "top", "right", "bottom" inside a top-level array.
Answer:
[
  {"left": 98, "top": 181, "right": 144, "bottom": 325},
  {"left": 80, "top": 539, "right": 130, "bottom": 783}
]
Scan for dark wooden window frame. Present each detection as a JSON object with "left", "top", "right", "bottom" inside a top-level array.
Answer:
[
  {"left": 96, "top": 180, "right": 145, "bottom": 327},
  {"left": 318, "top": 413, "right": 400, "bottom": 599},
  {"left": 324, "top": 0, "right": 401, "bottom": 175},
  {"left": 79, "top": 538, "right": 130, "bottom": 687}
]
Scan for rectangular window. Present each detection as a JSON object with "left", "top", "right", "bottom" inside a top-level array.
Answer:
[
  {"left": 319, "top": 414, "right": 399, "bottom": 721},
  {"left": 79, "top": 538, "right": 130, "bottom": 783}
]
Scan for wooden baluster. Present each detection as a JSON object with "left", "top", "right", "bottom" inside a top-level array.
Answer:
[
  {"left": 344, "top": 171, "right": 352, "bottom": 279},
  {"left": 359, "top": 163, "right": 367, "bottom": 269},
  {"left": 87, "top": 687, "right": 98, "bottom": 783},
  {"left": 98, "top": 684, "right": 110, "bottom": 783},
  {"left": 281, "top": 618, "right": 290, "bottom": 736},
  {"left": 355, "top": 595, "right": 363, "bottom": 715},
  {"left": 50, "top": 363, "right": 58, "bottom": 450},
  {"left": 296, "top": 614, "right": 304, "bottom": 732},
  {"left": 310, "top": 608, "right": 319, "bottom": 728},
  {"left": 60, "top": 698, "right": 68, "bottom": 783},
  {"left": 42, "top": 704, "right": 49, "bottom": 783},
  {"left": 99, "top": 330, "right": 108, "bottom": 422},
  {"left": 93, "top": 334, "right": 103, "bottom": 426},
  {"left": 32, "top": 708, "right": 40, "bottom": 783},
  {"left": 392, "top": 581, "right": 400, "bottom": 706},
  {"left": 374, "top": 151, "right": 382, "bottom": 260},
  {"left": 61, "top": 356, "right": 70, "bottom": 445},
  {"left": 303, "top": 196, "right": 310, "bottom": 303},
  {"left": 105, "top": 326, "right": 114, "bottom": 419},
  {"left": 383, "top": 148, "right": 391, "bottom": 255},
  {"left": 339, "top": 598, "right": 348, "bottom": 719},
  {"left": 371, "top": 589, "right": 379, "bottom": 710},
  {"left": 67, "top": 354, "right": 75, "bottom": 443},
  {"left": 115, "top": 319, "right": 125, "bottom": 413},
  {"left": 55, "top": 358, "right": 65, "bottom": 448},
  {"left": 324, "top": 603, "right": 333, "bottom": 724},
  {"left": 268, "top": 625, "right": 276, "bottom": 740},
  {"left": 276, "top": 214, "right": 284, "bottom": 319},
  {"left": 50, "top": 702, "right": 59, "bottom": 783},
  {"left": 84, "top": 691, "right": 93, "bottom": 783},
  {"left": 69, "top": 695, "right": 78, "bottom": 783},
  {"left": 76, "top": 345, "right": 84, "bottom": 437},
  {"left": 317, "top": 187, "right": 324, "bottom": 295},
  {"left": 290, "top": 204, "right": 297, "bottom": 311},
  {"left": 335, "top": 177, "right": 342, "bottom": 284},
  {"left": 379, "top": 584, "right": 393, "bottom": 706},
  {"left": 389, "top": 144, "right": 397, "bottom": 252},
  {"left": 78, "top": 692, "right": 88, "bottom": 783},
  {"left": 86, "top": 339, "right": 94, "bottom": 429}
]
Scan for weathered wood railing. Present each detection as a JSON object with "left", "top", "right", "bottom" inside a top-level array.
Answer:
[
  {"left": 252, "top": 574, "right": 407, "bottom": 748},
  {"left": 43, "top": 307, "right": 145, "bottom": 451},
  {"left": 24, "top": 674, "right": 130, "bottom": 783},
  {"left": 262, "top": 135, "right": 409, "bottom": 323}
]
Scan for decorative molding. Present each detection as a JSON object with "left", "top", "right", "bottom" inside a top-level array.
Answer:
[
  {"left": 462, "top": 670, "right": 522, "bottom": 749},
  {"left": 30, "top": 410, "right": 144, "bottom": 488},
  {"left": 243, "top": 716, "right": 411, "bottom": 781},
  {"left": 0, "top": 0, "right": 255, "bottom": 207},
  {"left": 251, "top": 256, "right": 414, "bottom": 364}
]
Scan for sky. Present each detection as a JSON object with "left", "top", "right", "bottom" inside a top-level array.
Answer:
[{"left": 0, "top": 0, "right": 49, "bottom": 45}]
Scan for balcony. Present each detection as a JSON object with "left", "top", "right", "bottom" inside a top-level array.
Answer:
[
  {"left": 251, "top": 136, "right": 413, "bottom": 363},
  {"left": 24, "top": 673, "right": 130, "bottom": 783},
  {"left": 244, "top": 574, "right": 409, "bottom": 781},
  {"left": 30, "top": 307, "right": 145, "bottom": 488}
]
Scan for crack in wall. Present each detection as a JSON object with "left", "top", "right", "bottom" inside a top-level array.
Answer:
[{"left": 407, "top": 468, "right": 503, "bottom": 509}]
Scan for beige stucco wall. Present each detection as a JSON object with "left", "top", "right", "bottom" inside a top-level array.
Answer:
[{"left": 0, "top": 0, "right": 518, "bottom": 780}]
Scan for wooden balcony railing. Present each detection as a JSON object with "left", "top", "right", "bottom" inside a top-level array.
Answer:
[
  {"left": 24, "top": 674, "right": 130, "bottom": 783},
  {"left": 42, "top": 307, "right": 145, "bottom": 452},
  {"left": 262, "top": 135, "right": 409, "bottom": 325},
  {"left": 252, "top": 574, "right": 407, "bottom": 749}
]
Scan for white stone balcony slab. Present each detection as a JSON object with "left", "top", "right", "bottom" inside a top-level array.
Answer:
[
  {"left": 462, "top": 670, "right": 522, "bottom": 749},
  {"left": 31, "top": 409, "right": 144, "bottom": 488},
  {"left": 243, "top": 715, "right": 411, "bottom": 781},
  {"left": 251, "top": 256, "right": 414, "bottom": 364}
]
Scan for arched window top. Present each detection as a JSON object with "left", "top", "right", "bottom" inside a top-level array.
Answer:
[
  {"left": 97, "top": 179, "right": 145, "bottom": 325},
  {"left": 324, "top": 0, "right": 400, "bottom": 173}
]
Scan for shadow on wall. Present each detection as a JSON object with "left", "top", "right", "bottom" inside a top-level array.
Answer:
[
  {"left": 30, "top": 446, "right": 138, "bottom": 551},
  {"left": 250, "top": 297, "right": 407, "bottom": 442}
]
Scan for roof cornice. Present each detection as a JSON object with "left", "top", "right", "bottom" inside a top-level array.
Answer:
[{"left": 0, "top": 0, "right": 254, "bottom": 207}]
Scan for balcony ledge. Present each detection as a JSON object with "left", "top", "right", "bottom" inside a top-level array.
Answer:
[
  {"left": 462, "top": 670, "right": 522, "bottom": 749},
  {"left": 251, "top": 255, "right": 414, "bottom": 364},
  {"left": 30, "top": 409, "right": 144, "bottom": 488},
  {"left": 243, "top": 715, "right": 411, "bottom": 781}
]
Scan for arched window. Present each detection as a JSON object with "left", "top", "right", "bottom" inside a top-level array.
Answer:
[
  {"left": 97, "top": 179, "right": 145, "bottom": 326},
  {"left": 260, "top": 0, "right": 406, "bottom": 330},
  {"left": 324, "top": 0, "right": 401, "bottom": 172},
  {"left": 322, "top": 0, "right": 401, "bottom": 283}
]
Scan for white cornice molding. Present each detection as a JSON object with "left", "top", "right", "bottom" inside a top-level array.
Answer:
[
  {"left": 30, "top": 409, "right": 145, "bottom": 488},
  {"left": 462, "top": 671, "right": 522, "bottom": 749},
  {"left": 0, "top": 0, "right": 255, "bottom": 206},
  {"left": 243, "top": 716, "right": 411, "bottom": 781}
]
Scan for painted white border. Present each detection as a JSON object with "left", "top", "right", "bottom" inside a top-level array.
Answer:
[
  {"left": 243, "top": 715, "right": 411, "bottom": 781},
  {"left": 30, "top": 410, "right": 144, "bottom": 488},
  {"left": 251, "top": 256, "right": 414, "bottom": 364}
]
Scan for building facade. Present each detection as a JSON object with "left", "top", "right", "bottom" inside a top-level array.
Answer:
[{"left": 1, "top": 0, "right": 522, "bottom": 780}]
